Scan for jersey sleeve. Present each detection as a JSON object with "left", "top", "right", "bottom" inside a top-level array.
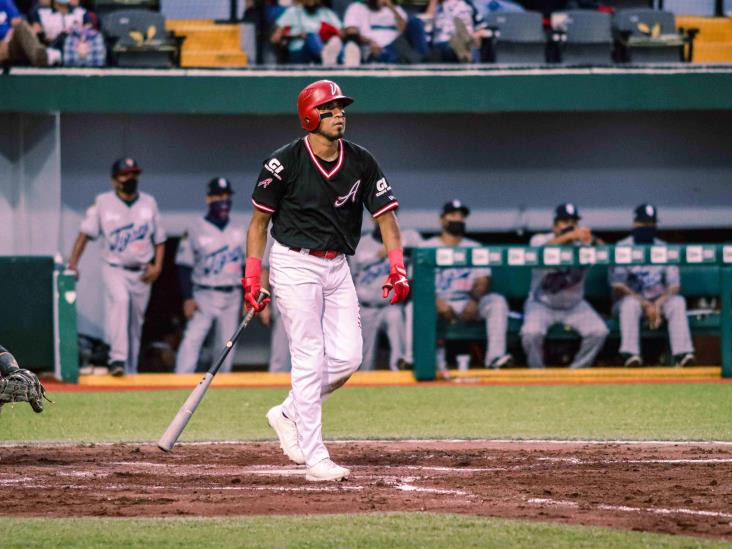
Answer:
[
  {"left": 252, "top": 155, "right": 288, "bottom": 214},
  {"left": 529, "top": 233, "right": 551, "bottom": 247},
  {"left": 175, "top": 230, "right": 194, "bottom": 267},
  {"left": 79, "top": 201, "right": 101, "bottom": 239},
  {"left": 361, "top": 152, "right": 399, "bottom": 219}
]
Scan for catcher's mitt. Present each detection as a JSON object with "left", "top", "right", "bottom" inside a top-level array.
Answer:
[{"left": 0, "top": 368, "right": 48, "bottom": 413}]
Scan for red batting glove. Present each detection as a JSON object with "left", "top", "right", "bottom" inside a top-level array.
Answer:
[
  {"left": 242, "top": 257, "right": 271, "bottom": 312},
  {"left": 382, "top": 249, "right": 410, "bottom": 305}
]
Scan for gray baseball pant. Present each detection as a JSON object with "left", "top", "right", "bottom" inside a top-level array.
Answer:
[
  {"left": 521, "top": 299, "right": 608, "bottom": 369},
  {"left": 102, "top": 264, "right": 152, "bottom": 375},
  {"left": 617, "top": 295, "right": 694, "bottom": 357},
  {"left": 479, "top": 293, "right": 509, "bottom": 365},
  {"left": 360, "top": 304, "right": 405, "bottom": 371},
  {"left": 175, "top": 288, "right": 241, "bottom": 374}
]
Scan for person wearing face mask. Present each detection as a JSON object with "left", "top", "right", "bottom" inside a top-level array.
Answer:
[
  {"left": 420, "top": 200, "right": 512, "bottom": 373},
  {"left": 610, "top": 204, "right": 695, "bottom": 368},
  {"left": 350, "top": 221, "right": 423, "bottom": 371},
  {"left": 521, "top": 203, "right": 608, "bottom": 369},
  {"left": 67, "top": 158, "right": 166, "bottom": 377},
  {"left": 174, "top": 178, "right": 245, "bottom": 375}
]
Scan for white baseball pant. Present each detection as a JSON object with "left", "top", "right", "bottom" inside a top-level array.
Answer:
[
  {"left": 175, "top": 288, "right": 242, "bottom": 374},
  {"left": 616, "top": 295, "right": 693, "bottom": 357},
  {"left": 102, "top": 263, "right": 152, "bottom": 375},
  {"left": 269, "top": 241, "right": 362, "bottom": 467}
]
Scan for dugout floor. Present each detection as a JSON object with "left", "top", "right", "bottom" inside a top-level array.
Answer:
[
  {"left": 64, "top": 366, "right": 726, "bottom": 391},
  {"left": 2, "top": 440, "right": 731, "bottom": 540}
]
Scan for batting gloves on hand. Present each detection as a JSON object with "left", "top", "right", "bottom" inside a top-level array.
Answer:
[
  {"left": 382, "top": 249, "right": 410, "bottom": 305},
  {"left": 242, "top": 257, "right": 271, "bottom": 312}
]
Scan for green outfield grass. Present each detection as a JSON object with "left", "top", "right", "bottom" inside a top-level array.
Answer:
[
  {"left": 1, "top": 513, "right": 726, "bottom": 548},
  {"left": 2, "top": 383, "right": 731, "bottom": 443}
]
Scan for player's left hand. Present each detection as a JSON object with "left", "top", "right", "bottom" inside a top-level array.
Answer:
[
  {"left": 141, "top": 263, "right": 162, "bottom": 284},
  {"left": 382, "top": 249, "right": 410, "bottom": 305}
]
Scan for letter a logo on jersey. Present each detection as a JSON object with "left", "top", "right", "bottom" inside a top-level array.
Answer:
[{"left": 335, "top": 180, "right": 360, "bottom": 208}]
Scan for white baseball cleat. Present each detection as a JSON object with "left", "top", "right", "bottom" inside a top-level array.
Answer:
[
  {"left": 266, "top": 405, "right": 305, "bottom": 465},
  {"left": 305, "top": 458, "right": 350, "bottom": 482}
]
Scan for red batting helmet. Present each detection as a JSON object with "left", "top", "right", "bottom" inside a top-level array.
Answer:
[{"left": 297, "top": 80, "right": 354, "bottom": 132}]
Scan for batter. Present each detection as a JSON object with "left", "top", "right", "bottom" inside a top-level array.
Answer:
[{"left": 244, "top": 80, "right": 409, "bottom": 481}]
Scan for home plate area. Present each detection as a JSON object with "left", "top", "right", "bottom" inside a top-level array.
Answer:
[{"left": 3, "top": 440, "right": 732, "bottom": 539}]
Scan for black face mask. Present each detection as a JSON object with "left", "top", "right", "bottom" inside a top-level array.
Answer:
[
  {"left": 372, "top": 226, "right": 383, "bottom": 243},
  {"left": 445, "top": 221, "right": 466, "bottom": 237},
  {"left": 559, "top": 224, "right": 576, "bottom": 235},
  {"left": 208, "top": 199, "right": 232, "bottom": 220},
  {"left": 632, "top": 226, "right": 657, "bottom": 244},
  {"left": 121, "top": 178, "right": 138, "bottom": 194}
]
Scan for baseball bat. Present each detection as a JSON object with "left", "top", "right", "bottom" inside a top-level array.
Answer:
[{"left": 157, "top": 289, "right": 270, "bottom": 452}]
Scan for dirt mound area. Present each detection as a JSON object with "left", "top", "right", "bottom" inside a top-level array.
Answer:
[{"left": 2, "top": 440, "right": 731, "bottom": 539}]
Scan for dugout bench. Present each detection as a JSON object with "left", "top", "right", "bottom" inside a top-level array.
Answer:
[{"left": 411, "top": 244, "right": 732, "bottom": 381}]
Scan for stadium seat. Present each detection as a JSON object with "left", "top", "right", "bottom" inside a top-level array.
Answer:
[
  {"left": 165, "top": 20, "right": 248, "bottom": 67},
  {"left": 676, "top": 16, "right": 732, "bottom": 63},
  {"left": 613, "top": 9, "right": 688, "bottom": 63},
  {"left": 484, "top": 11, "right": 546, "bottom": 65},
  {"left": 552, "top": 10, "right": 613, "bottom": 65},
  {"left": 102, "top": 9, "right": 182, "bottom": 68}
]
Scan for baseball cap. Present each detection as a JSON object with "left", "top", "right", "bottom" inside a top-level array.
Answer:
[
  {"left": 111, "top": 157, "right": 142, "bottom": 177},
  {"left": 207, "top": 177, "right": 234, "bottom": 195},
  {"left": 634, "top": 203, "right": 658, "bottom": 223},
  {"left": 441, "top": 199, "right": 470, "bottom": 217},
  {"left": 554, "top": 202, "right": 581, "bottom": 221}
]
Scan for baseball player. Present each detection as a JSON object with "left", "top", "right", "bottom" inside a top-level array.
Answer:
[
  {"left": 351, "top": 222, "right": 422, "bottom": 371},
  {"left": 67, "top": 158, "right": 166, "bottom": 377},
  {"left": 175, "top": 178, "right": 245, "bottom": 374},
  {"left": 0, "top": 344, "right": 47, "bottom": 414},
  {"left": 420, "top": 200, "right": 512, "bottom": 370},
  {"left": 245, "top": 80, "right": 409, "bottom": 482},
  {"left": 521, "top": 203, "right": 608, "bottom": 369},
  {"left": 611, "top": 204, "right": 695, "bottom": 367}
]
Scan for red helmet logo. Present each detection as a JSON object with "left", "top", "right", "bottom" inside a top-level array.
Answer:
[{"left": 297, "top": 80, "right": 354, "bottom": 132}]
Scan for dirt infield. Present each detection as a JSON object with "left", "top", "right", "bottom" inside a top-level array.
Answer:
[{"left": 2, "top": 440, "right": 732, "bottom": 539}]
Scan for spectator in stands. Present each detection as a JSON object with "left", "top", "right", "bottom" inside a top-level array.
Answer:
[
  {"left": 521, "top": 203, "right": 608, "bottom": 368},
  {"left": 271, "top": 0, "right": 345, "bottom": 65},
  {"left": 343, "top": 0, "right": 429, "bottom": 65},
  {"left": 0, "top": 0, "right": 54, "bottom": 66},
  {"left": 29, "top": 0, "right": 103, "bottom": 66},
  {"left": 426, "top": 0, "right": 489, "bottom": 63},
  {"left": 610, "top": 204, "right": 695, "bottom": 368},
  {"left": 421, "top": 200, "right": 513, "bottom": 372}
]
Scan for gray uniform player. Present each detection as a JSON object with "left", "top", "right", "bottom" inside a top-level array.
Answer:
[
  {"left": 610, "top": 204, "right": 695, "bottom": 368},
  {"left": 68, "top": 158, "right": 166, "bottom": 376},
  {"left": 521, "top": 203, "right": 608, "bottom": 369},
  {"left": 351, "top": 223, "right": 422, "bottom": 371},
  {"left": 260, "top": 237, "right": 292, "bottom": 373},
  {"left": 421, "top": 200, "right": 512, "bottom": 370},
  {"left": 175, "top": 178, "right": 244, "bottom": 374}
]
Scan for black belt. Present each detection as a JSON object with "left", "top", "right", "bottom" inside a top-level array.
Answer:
[
  {"left": 107, "top": 263, "right": 143, "bottom": 272},
  {"left": 194, "top": 284, "right": 239, "bottom": 293}
]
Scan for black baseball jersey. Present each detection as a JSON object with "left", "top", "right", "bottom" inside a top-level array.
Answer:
[{"left": 251, "top": 137, "right": 399, "bottom": 255}]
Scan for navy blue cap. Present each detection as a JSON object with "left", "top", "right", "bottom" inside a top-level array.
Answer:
[
  {"left": 554, "top": 202, "right": 581, "bottom": 221},
  {"left": 207, "top": 177, "right": 234, "bottom": 195},
  {"left": 111, "top": 157, "right": 141, "bottom": 177},
  {"left": 634, "top": 203, "right": 658, "bottom": 223},
  {"left": 441, "top": 199, "right": 470, "bottom": 217}
]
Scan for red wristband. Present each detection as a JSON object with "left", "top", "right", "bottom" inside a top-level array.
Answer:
[
  {"left": 387, "top": 249, "right": 404, "bottom": 270},
  {"left": 245, "top": 256, "right": 262, "bottom": 280}
]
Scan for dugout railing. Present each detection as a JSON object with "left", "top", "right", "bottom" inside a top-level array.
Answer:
[{"left": 412, "top": 244, "right": 732, "bottom": 381}]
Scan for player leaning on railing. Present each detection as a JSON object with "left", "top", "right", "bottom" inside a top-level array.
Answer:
[{"left": 0, "top": 344, "right": 47, "bottom": 414}]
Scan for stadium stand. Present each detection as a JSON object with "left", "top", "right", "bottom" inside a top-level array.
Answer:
[
  {"left": 102, "top": 9, "right": 181, "bottom": 67},
  {"left": 676, "top": 15, "right": 732, "bottom": 63},
  {"left": 552, "top": 9, "right": 613, "bottom": 65},
  {"left": 164, "top": 20, "right": 248, "bottom": 67},
  {"left": 484, "top": 11, "right": 546, "bottom": 65},
  {"left": 614, "top": 8, "right": 692, "bottom": 63}
]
